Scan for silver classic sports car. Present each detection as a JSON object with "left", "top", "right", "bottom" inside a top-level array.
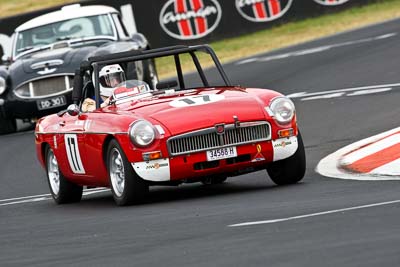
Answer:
[{"left": 0, "top": 4, "right": 158, "bottom": 134}]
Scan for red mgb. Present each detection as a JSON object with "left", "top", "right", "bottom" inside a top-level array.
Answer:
[{"left": 35, "top": 45, "right": 306, "bottom": 206}]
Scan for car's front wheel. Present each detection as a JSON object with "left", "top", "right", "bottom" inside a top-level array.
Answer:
[
  {"left": 266, "top": 132, "right": 306, "bottom": 185},
  {"left": 107, "top": 139, "right": 149, "bottom": 206},
  {"left": 45, "top": 146, "right": 83, "bottom": 204}
]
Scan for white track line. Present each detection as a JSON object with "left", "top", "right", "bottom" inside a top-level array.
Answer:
[
  {"left": 0, "top": 193, "right": 50, "bottom": 203},
  {"left": 229, "top": 199, "right": 400, "bottom": 227},
  {"left": 287, "top": 83, "right": 400, "bottom": 99},
  {"left": 0, "top": 188, "right": 110, "bottom": 207},
  {"left": 236, "top": 32, "right": 397, "bottom": 65},
  {"left": 0, "top": 197, "right": 51, "bottom": 207},
  {"left": 347, "top": 87, "right": 392, "bottom": 96}
]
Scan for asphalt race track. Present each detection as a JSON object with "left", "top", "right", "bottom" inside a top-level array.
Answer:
[{"left": 2, "top": 18, "right": 400, "bottom": 266}]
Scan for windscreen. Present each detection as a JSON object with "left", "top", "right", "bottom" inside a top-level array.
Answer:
[{"left": 15, "top": 14, "right": 115, "bottom": 57}]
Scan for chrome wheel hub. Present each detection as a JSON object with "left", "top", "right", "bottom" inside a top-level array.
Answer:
[
  {"left": 149, "top": 63, "right": 159, "bottom": 89},
  {"left": 110, "top": 148, "right": 125, "bottom": 197},
  {"left": 47, "top": 150, "right": 60, "bottom": 195},
  {"left": 135, "top": 61, "right": 144, "bottom": 81}
]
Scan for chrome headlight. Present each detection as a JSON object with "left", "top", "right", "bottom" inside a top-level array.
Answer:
[
  {"left": 0, "top": 77, "right": 6, "bottom": 95},
  {"left": 129, "top": 120, "right": 156, "bottom": 147},
  {"left": 267, "top": 97, "right": 295, "bottom": 125}
]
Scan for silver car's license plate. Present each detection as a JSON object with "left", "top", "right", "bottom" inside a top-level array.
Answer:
[
  {"left": 37, "top": 96, "right": 66, "bottom": 110},
  {"left": 206, "top": 147, "right": 237, "bottom": 161}
]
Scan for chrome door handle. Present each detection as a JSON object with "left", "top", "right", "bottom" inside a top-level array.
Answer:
[{"left": 59, "top": 121, "right": 66, "bottom": 127}]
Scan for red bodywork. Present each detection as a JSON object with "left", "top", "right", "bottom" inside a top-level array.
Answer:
[{"left": 35, "top": 86, "right": 298, "bottom": 187}]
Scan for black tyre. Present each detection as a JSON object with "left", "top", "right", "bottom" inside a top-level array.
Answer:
[
  {"left": 107, "top": 139, "right": 149, "bottom": 206},
  {"left": 267, "top": 131, "right": 306, "bottom": 185},
  {"left": 0, "top": 116, "right": 16, "bottom": 134},
  {"left": 45, "top": 146, "right": 83, "bottom": 204}
]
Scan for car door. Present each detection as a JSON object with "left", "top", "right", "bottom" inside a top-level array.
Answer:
[
  {"left": 78, "top": 110, "right": 112, "bottom": 186},
  {"left": 56, "top": 112, "right": 88, "bottom": 180}
]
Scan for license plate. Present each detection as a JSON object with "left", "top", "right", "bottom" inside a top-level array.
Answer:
[
  {"left": 206, "top": 147, "right": 237, "bottom": 161},
  {"left": 37, "top": 96, "right": 67, "bottom": 110}
]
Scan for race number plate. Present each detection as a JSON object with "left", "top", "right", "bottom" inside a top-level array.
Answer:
[
  {"left": 37, "top": 96, "right": 66, "bottom": 110},
  {"left": 206, "top": 147, "right": 237, "bottom": 161}
]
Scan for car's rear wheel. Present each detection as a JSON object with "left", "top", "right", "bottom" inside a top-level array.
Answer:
[
  {"left": 45, "top": 146, "right": 83, "bottom": 204},
  {"left": 0, "top": 117, "right": 16, "bottom": 134},
  {"left": 107, "top": 139, "right": 149, "bottom": 206},
  {"left": 266, "top": 132, "right": 306, "bottom": 185}
]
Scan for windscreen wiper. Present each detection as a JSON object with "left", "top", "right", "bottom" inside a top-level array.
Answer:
[{"left": 17, "top": 45, "right": 50, "bottom": 54}]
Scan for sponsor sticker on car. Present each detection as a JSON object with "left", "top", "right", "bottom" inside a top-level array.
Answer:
[{"left": 169, "top": 94, "right": 225, "bottom": 107}]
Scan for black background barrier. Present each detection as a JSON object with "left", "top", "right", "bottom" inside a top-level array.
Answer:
[{"left": 0, "top": 0, "right": 387, "bottom": 57}]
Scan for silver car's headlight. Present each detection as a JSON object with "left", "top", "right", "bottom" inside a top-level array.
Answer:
[
  {"left": 267, "top": 97, "right": 295, "bottom": 125},
  {"left": 0, "top": 77, "right": 6, "bottom": 95},
  {"left": 129, "top": 120, "right": 156, "bottom": 147}
]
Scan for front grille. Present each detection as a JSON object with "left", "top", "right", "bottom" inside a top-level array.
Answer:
[
  {"left": 14, "top": 75, "right": 73, "bottom": 98},
  {"left": 167, "top": 121, "right": 271, "bottom": 156}
]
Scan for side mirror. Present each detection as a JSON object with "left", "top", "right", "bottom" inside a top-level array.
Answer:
[
  {"left": 130, "top": 33, "right": 148, "bottom": 48},
  {"left": 1, "top": 55, "right": 11, "bottom": 65},
  {"left": 67, "top": 104, "right": 80, "bottom": 116}
]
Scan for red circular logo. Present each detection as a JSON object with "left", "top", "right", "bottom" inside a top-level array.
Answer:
[
  {"left": 216, "top": 125, "right": 225, "bottom": 134},
  {"left": 159, "top": 0, "right": 222, "bottom": 40},
  {"left": 236, "top": 0, "right": 293, "bottom": 23}
]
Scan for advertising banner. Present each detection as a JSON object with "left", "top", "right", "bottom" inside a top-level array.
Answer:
[{"left": 0, "top": 0, "right": 386, "bottom": 58}]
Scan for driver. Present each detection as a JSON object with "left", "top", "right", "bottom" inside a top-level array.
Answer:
[
  {"left": 99, "top": 64, "right": 126, "bottom": 90},
  {"left": 82, "top": 64, "right": 126, "bottom": 112}
]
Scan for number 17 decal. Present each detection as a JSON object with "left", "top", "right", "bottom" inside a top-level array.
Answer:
[
  {"left": 169, "top": 94, "right": 225, "bottom": 107},
  {"left": 65, "top": 134, "right": 85, "bottom": 174}
]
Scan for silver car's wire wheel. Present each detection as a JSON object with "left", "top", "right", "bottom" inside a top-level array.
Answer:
[
  {"left": 149, "top": 62, "right": 159, "bottom": 89},
  {"left": 109, "top": 148, "right": 125, "bottom": 197},
  {"left": 47, "top": 150, "right": 60, "bottom": 195},
  {"left": 135, "top": 61, "right": 144, "bottom": 81}
]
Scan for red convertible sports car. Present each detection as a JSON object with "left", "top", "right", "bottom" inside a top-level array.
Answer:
[{"left": 35, "top": 45, "right": 306, "bottom": 206}]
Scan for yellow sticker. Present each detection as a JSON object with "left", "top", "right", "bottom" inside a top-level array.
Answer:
[
  {"left": 257, "top": 144, "right": 262, "bottom": 153},
  {"left": 252, "top": 144, "right": 265, "bottom": 162}
]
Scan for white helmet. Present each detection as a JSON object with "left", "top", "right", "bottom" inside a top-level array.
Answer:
[{"left": 98, "top": 64, "right": 126, "bottom": 97}]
